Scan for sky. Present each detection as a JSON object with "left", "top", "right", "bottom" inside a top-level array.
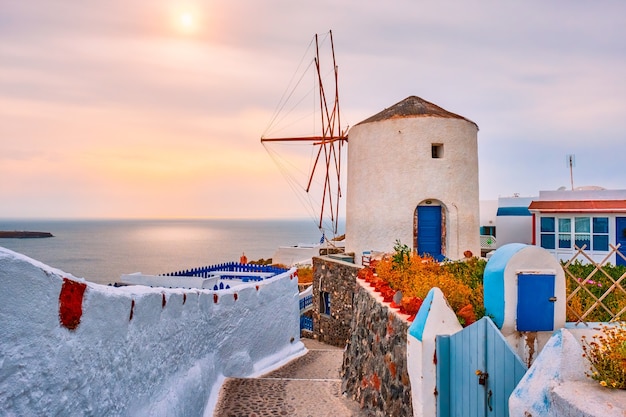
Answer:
[{"left": 2, "top": 1, "right": 626, "bottom": 221}]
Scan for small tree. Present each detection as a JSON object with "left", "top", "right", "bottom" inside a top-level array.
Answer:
[{"left": 392, "top": 239, "right": 411, "bottom": 270}]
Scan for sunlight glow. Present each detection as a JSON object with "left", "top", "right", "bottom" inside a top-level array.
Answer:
[
  {"left": 180, "top": 12, "right": 194, "bottom": 29},
  {"left": 170, "top": 4, "right": 203, "bottom": 36}
]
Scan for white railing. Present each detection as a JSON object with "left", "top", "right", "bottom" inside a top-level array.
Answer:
[{"left": 480, "top": 235, "right": 497, "bottom": 251}]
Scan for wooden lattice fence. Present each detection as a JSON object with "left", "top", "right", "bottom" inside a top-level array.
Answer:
[{"left": 563, "top": 244, "right": 626, "bottom": 323}]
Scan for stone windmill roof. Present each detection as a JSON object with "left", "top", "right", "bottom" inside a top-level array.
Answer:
[{"left": 356, "top": 96, "right": 478, "bottom": 129}]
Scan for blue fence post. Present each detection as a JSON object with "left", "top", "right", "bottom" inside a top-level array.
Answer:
[{"left": 436, "top": 334, "right": 451, "bottom": 417}]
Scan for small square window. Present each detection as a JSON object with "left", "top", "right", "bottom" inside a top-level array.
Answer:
[{"left": 432, "top": 144, "right": 444, "bottom": 158}]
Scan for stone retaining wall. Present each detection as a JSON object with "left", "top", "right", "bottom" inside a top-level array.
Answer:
[
  {"left": 311, "top": 256, "right": 358, "bottom": 347},
  {"left": 341, "top": 280, "right": 413, "bottom": 417},
  {"left": 311, "top": 256, "right": 412, "bottom": 416}
]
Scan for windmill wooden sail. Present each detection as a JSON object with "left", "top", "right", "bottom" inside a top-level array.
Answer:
[{"left": 261, "top": 31, "right": 347, "bottom": 236}]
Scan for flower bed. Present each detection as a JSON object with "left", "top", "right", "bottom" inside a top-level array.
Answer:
[{"left": 357, "top": 241, "right": 486, "bottom": 325}]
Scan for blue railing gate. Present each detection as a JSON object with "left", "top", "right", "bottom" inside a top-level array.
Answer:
[
  {"left": 300, "top": 316, "right": 313, "bottom": 332},
  {"left": 436, "top": 317, "right": 527, "bottom": 417}
]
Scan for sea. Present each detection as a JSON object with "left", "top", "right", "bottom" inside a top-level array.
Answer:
[{"left": 0, "top": 218, "right": 340, "bottom": 285}]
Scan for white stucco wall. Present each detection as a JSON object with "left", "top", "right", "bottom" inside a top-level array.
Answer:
[
  {"left": 510, "top": 327, "right": 626, "bottom": 417},
  {"left": 480, "top": 199, "right": 498, "bottom": 227},
  {"left": 272, "top": 245, "right": 320, "bottom": 266},
  {"left": 119, "top": 271, "right": 274, "bottom": 290},
  {"left": 407, "top": 287, "right": 463, "bottom": 417},
  {"left": 0, "top": 247, "right": 304, "bottom": 416},
  {"left": 496, "top": 196, "right": 534, "bottom": 247},
  {"left": 538, "top": 189, "right": 626, "bottom": 201},
  {"left": 496, "top": 215, "right": 533, "bottom": 247},
  {"left": 346, "top": 115, "right": 480, "bottom": 262}
]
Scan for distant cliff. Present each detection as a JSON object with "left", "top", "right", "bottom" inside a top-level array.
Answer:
[{"left": 0, "top": 231, "right": 54, "bottom": 238}]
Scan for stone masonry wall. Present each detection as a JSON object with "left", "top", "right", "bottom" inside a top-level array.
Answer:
[
  {"left": 311, "top": 256, "right": 358, "bottom": 347},
  {"left": 341, "top": 281, "right": 413, "bottom": 417}
]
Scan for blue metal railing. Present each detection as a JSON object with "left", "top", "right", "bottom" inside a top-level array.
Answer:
[
  {"left": 299, "top": 295, "right": 313, "bottom": 311},
  {"left": 300, "top": 316, "right": 313, "bottom": 332},
  {"left": 212, "top": 282, "right": 231, "bottom": 291},
  {"left": 161, "top": 262, "right": 288, "bottom": 279}
]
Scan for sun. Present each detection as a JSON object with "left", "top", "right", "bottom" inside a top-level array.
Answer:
[
  {"left": 179, "top": 12, "right": 194, "bottom": 30},
  {"left": 169, "top": 4, "right": 204, "bottom": 36}
]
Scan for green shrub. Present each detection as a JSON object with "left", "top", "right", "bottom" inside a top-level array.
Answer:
[{"left": 564, "top": 260, "right": 626, "bottom": 322}]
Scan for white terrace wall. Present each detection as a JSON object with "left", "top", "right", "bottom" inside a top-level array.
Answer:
[
  {"left": 0, "top": 247, "right": 304, "bottom": 416},
  {"left": 407, "top": 288, "right": 463, "bottom": 417},
  {"left": 510, "top": 326, "right": 626, "bottom": 417}
]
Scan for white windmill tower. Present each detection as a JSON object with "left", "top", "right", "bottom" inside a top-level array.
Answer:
[{"left": 345, "top": 96, "right": 481, "bottom": 263}]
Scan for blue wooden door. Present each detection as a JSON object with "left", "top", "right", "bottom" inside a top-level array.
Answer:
[
  {"left": 616, "top": 217, "right": 626, "bottom": 266},
  {"left": 417, "top": 205, "right": 442, "bottom": 260},
  {"left": 517, "top": 274, "right": 555, "bottom": 331},
  {"left": 437, "top": 317, "right": 527, "bottom": 417}
]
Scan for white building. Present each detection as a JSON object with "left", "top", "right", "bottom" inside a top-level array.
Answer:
[
  {"left": 528, "top": 188, "right": 626, "bottom": 265},
  {"left": 345, "top": 96, "right": 480, "bottom": 263},
  {"left": 479, "top": 200, "right": 498, "bottom": 256},
  {"left": 496, "top": 195, "right": 535, "bottom": 247}
]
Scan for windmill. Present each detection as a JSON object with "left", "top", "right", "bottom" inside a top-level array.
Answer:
[{"left": 261, "top": 31, "right": 348, "bottom": 237}]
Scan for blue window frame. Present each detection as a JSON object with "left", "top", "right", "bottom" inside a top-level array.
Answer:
[
  {"left": 558, "top": 218, "right": 571, "bottom": 249},
  {"left": 540, "top": 217, "right": 555, "bottom": 250},
  {"left": 541, "top": 216, "right": 609, "bottom": 252},
  {"left": 575, "top": 217, "right": 591, "bottom": 249},
  {"left": 593, "top": 217, "right": 609, "bottom": 251}
]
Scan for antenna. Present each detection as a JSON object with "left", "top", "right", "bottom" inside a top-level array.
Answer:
[{"left": 566, "top": 154, "right": 575, "bottom": 190}]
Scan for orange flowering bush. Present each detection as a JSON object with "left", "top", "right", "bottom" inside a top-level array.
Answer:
[
  {"left": 371, "top": 242, "right": 486, "bottom": 326},
  {"left": 376, "top": 256, "right": 471, "bottom": 311},
  {"left": 296, "top": 266, "right": 313, "bottom": 284}
]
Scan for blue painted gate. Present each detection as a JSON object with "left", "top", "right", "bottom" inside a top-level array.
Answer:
[
  {"left": 417, "top": 205, "right": 442, "bottom": 260},
  {"left": 437, "top": 317, "right": 527, "bottom": 417}
]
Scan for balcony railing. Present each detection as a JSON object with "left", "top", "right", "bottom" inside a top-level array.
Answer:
[
  {"left": 162, "top": 262, "right": 288, "bottom": 280},
  {"left": 480, "top": 235, "right": 497, "bottom": 251}
]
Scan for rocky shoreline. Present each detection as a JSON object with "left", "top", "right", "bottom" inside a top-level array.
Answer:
[{"left": 0, "top": 231, "right": 54, "bottom": 238}]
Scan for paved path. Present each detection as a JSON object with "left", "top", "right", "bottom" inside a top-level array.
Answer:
[{"left": 213, "top": 339, "right": 372, "bottom": 417}]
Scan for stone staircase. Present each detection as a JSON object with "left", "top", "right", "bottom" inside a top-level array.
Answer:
[{"left": 213, "top": 339, "right": 371, "bottom": 417}]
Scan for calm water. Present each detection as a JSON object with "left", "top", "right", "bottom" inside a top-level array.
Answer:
[{"left": 0, "top": 219, "right": 337, "bottom": 285}]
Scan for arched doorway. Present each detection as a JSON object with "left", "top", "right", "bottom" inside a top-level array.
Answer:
[{"left": 414, "top": 201, "right": 446, "bottom": 261}]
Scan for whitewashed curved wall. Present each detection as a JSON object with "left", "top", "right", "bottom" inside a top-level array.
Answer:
[
  {"left": 510, "top": 327, "right": 626, "bottom": 417},
  {"left": 0, "top": 247, "right": 303, "bottom": 416},
  {"left": 407, "top": 288, "right": 463, "bottom": 417},
  {"left": 346, "top": 116, "right": 480, "bottom": 261}
]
